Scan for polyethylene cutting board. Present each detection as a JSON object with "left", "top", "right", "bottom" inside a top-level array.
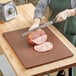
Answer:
[{"left": 3, "top": 27, "right": 73, "bottom": 69}]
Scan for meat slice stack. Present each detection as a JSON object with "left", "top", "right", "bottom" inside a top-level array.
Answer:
[{"left": 27, "top": 29, "right": 53, "bottom": 52}]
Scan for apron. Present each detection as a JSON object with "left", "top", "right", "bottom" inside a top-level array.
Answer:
[{"left": 49, "top": 0, "right": 76, "bottom": 46}]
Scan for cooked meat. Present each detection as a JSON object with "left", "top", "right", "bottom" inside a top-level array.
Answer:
[
  {"left": 27, "top": 29, "right": 53, "bottom": 52},
  {"left": 31, "top": 34, "right": 47, "bottom": 44},
  {"left": 34, "top": 42, "right": 53, "bottom": 52},
  {"left": 27, "top": 29, "right": 47, "bottom": 45}
]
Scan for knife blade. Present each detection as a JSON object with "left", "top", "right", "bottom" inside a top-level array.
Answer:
[{"left": 22, "top": 18, "right": 57, "bottom": 36}]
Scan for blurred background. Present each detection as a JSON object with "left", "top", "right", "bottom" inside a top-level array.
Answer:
[{"left": 13, "top": 0, "right": 39, "bottom": 6}]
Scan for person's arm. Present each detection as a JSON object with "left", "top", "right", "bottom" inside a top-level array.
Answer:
[
  {"left": 72, "top": 8, "right": 76, "bottom": 16},
  {"left": 34, "top": 0, "right": 49, "bottom": 19},
  {"left": 29, "top": 0, "right": 49, "bottom": 30},
  {"left": 56, "top": 8, "right": 76, "bottom": 22},
  {"left": 68, "top": 8, "right": 76, "bottom": 16},
  {"left": 56, "top": 0, "right": 76, "bottom": 22},
  {"left": 29, "top": 18, "right": 40, "bottom": 31}
]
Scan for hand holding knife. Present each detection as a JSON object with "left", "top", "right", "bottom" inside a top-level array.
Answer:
[{"left": 22, "top": 18, "right": 57, "bottom": 36}]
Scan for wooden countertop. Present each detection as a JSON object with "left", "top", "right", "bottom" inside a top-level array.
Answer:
[{"left": 0, "top": 3, "right": 76, "bottom": 76}]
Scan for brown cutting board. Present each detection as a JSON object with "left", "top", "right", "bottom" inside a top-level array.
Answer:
[{"left": 3, "top": 27, "right": 73, "bottom": 69}]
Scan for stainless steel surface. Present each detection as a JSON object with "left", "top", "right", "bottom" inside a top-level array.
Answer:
[
  {"left": 22, "top": 18, "right": 56, "bottom": 36},
  {"left": 0, "top": 1, "right": 17, "bottom": 21}
]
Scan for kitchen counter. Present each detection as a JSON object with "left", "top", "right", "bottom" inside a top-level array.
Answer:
[{"left": 0, "top": 3, "right": 76, "bottom": 76}]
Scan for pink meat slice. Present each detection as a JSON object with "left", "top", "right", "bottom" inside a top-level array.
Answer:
[
  {"left": 27, "top": 29, "right": 47, "bottom": 45},
  {"left": 34, "top": 42, "right": 53, "bottom": 52},
  {"left": 29, "top": 29, "right": 46, "bottom": 40},
  {"left": 31, "top": 34, "right": 47, "bottom": 44}
]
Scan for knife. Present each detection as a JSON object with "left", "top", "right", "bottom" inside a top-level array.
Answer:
[{"left": 22, "top": 18, "right": 57, "bottom": 36}]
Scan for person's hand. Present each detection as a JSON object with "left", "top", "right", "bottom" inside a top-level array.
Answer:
[
  {"left": 29, "top": 18, "right": 40, "bottom": 31},
  {"left": 56, "top": 9, "right": 71, "bottom": 22},
  {"left": 29, "top": 23, "right": 39, "bottom": 31}
]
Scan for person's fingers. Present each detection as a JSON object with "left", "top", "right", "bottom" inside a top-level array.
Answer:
[
  {"left": 56, "top": 15, "right": 64, "bottom": 22},
  {"left": 56, "top": 9, "right": 70, "bottom": 22},
  {"left": 29, "top": 24, "right": 39, "bottom": 31}
]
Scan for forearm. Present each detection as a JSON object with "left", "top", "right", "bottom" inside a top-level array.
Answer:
[
  {"left": 69, "top": 8, "right": 76, "bottom": 16},
  {"left": 34, "top": 0, "right": 48, "bottom": 19}
]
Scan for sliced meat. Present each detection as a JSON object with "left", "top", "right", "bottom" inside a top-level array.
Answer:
[
  {"left": 27, "top": 29, "right": 47, "bottom": 45},
  {"left": 31, "top": 34, "right": 47, "bottom": 44},
  {"left": 28, "top": 29, "right": 45, "bottom": 40},
  {"left": 34, "top": 42, "right": 53, "bottom": 52}
]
